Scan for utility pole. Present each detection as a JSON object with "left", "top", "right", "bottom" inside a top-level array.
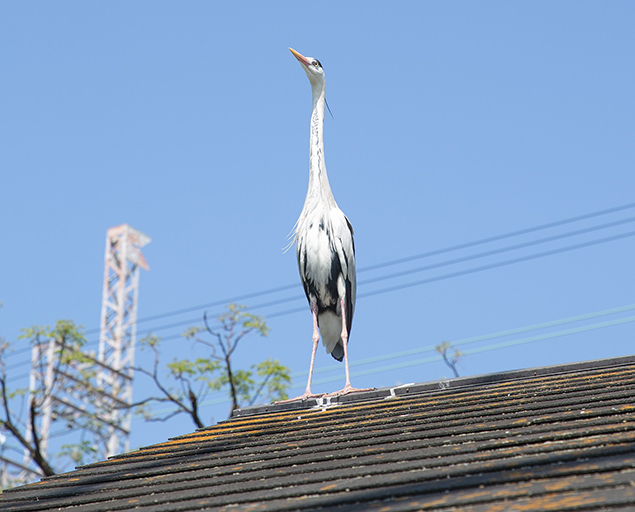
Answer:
[{"left": 97, "top": 224, "right": 150, "bottom": 457}]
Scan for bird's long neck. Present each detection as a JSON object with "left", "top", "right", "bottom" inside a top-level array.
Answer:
[{"left": 306, "top": 83, "right": 337, "bottom": 209}]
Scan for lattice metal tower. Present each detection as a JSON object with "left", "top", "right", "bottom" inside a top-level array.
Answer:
[
  {"left": 20, "top": 332, "right": 97, "bottom": 482},
  {"left": 15, "top": 338, "right": 59, "bottom": 483},
  {"left": 97, "top": 224, "right": 150, "bottom": 457}
]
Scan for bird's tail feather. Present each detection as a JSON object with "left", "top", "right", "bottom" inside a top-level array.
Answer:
[
  {"left": 319, "top": 311, "right": 345, "bottom": 361},
  {"left": 330, "top": 342, "right": 344, "bottom": 362}
]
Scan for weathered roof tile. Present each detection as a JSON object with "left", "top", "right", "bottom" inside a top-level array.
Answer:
[{"left": 1, "top": 355, "right": 634, "bottom": 511}]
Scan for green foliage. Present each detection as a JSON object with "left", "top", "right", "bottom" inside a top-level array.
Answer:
[
  {"left": 1, "top": 319, "right": 108, "bottom": 481},
  {"left": 58, "top": 441, "right": 98, "bottom": 466},
  {"left": 182, "top": 326, "right": 202, "bottom": 341},
  {"left": 139, "top": 333, "right": 161, "bottom": 349},
  {"left": 7, "top": 387, "right": 27, "bottom": 400},
  {"left": 218, "top": 304, "right": 270, "bottom": 338},
  {"left": 0, "top": 304, "right": 291, "bottom": 485},
  {"left": 229, "top": 369, "right": 255, "bottom": 405},
  {"left": 254, "top": 358, "right": 292, "bottom": 403},
  {"left": 136, "top": 303, "right": 290, "bottom": 425},
  {"left": 20, "top": 320, "right": 86, "bottom": 350},
  {"left": 166, "top": 358, "right": 222, "bottom": 385}
]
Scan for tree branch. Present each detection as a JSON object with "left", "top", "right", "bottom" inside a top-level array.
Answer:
[
  {"left": 187, "top": 388, "right": 203, "bottom": 429},
  {"left": 0, "top": 374, "right": 55, "bottom": 476}
]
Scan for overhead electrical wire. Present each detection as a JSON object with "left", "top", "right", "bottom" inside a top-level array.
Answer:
[
  {"left": 89, "top": 213, "right": 635, "bottom": 344},
  {"left": 4, "top": 219, "right": 634, "bottom": 378},
  {"left": 3, "top": 203, "right": 635, "bottom": 377},
  {"left": 295, "top": 303, "right": 635, "bottom": 377},
  {"left": 360, "top": 229, "right": 635, "bottom": 299},
  {"left": 4, "top": 226, "right": 634, "bottom": 381},
  {"left": 109, "top": 200, "right": 635, "bottom": 330},
  {"left": 136, "top": 305, "right": 635, "bottom": 418},
  {"left": 143, "top": 303, "right": 635, "bottom": 416},
  {"left": 65, "top": 200, "right": 635, "bottom": 338},
  {"left": 359, "top": 201, "right": 635, "bottom": 273},
  {"left": 358, "top": 216, "right": 635, "bottom": 287},
  {"left": 97, "top": 224, "right": 635, "bottom": 343},
  {"left": 309, "top": 314, "right": 635, "bottom": 388},
  {"left": 83, "top": 282, "right": 301, "bottom": 336}
]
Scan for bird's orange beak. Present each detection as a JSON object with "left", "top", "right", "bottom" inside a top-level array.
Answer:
[{"left": 289, "top": 47, "right": 312, "bottom": 68}]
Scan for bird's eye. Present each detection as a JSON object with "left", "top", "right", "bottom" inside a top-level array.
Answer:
[{"left": 313, "top": 60, "right": 322, "bottom": 68}]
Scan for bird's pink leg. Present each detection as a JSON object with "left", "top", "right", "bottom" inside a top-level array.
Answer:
[
  {"left": 327, "top": 298, "right": 374, "bottom": 397},
  {"left": 276, "top": 301, "right": 325, "bottom": 403},
  {"left": 303, "top": 301, "right": 322, "bottom": 396},
  {"left": 341, "top": 305, "right": 352, "bottom": 390}
]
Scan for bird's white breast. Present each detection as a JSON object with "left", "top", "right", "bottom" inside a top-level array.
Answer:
[
  {"left": 298, "top": 204, "right": 336, "bottom": 299},
  {"left": 298, "top": 197, "right": 354, "bottom": 294}
]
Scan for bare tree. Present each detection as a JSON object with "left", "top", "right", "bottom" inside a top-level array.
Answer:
[
  {"left": 133, "top": 304, "right": 290, "bottom": 426},
  {"left": 0, "top": 321, "right": 104, "bottom": 483},
  {"left": 436, "top": 341, "right": 463, "bottom": 378},
  {"left": 0, "top": 339, "right": 55, "bottom": 477}
]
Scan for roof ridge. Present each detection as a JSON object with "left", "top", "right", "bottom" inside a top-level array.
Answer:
[{"left": 230, "top": 354, "right": 635, "bottom": 418}]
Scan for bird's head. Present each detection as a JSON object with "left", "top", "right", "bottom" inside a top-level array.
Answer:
[{"left": 289, "top": 48, "right": 325, "bottom": 88}]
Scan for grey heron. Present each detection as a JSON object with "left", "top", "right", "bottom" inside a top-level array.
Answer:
[{"left": 286, "top": 48, "right": 369, "bottom": 401}]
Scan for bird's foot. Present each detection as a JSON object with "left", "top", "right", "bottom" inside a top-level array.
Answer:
[
  {"left": 326, "top": 384, "right": 375, "bottom": 397},
  {"left": 275, "top": 391, "right": 326, "bottom": 404}
]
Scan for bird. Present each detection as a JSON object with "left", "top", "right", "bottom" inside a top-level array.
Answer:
[{"left": 285, "top": 47, "right": 370, "bottom": 401}]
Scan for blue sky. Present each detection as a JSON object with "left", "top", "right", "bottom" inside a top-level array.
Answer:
[{"left": 1, "top": 2, "right": 634, "bottom": 456}]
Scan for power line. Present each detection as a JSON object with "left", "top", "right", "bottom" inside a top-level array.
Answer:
[
  {"left": 80, "top": 201, "right": 635, "bottom": 334},
  {"left": 360, "top": 229, "right": 635, "bottom": 299},
  {"left": 4, "top": 221, "right": 634, "bottom": 377},
  {"left": 3, "top": 203, "right": 634, "bottom": 372},
  {"left": 302, "top": 315, "right": 635, "bottom": 388},
  {"left": 105, "top": 222, "right": 635, "bottom": 342},
  {"left": 132, "top": 303, "right": 635, "bottom": 417},
  {"left": 358, "top": 216, "right": 635, "bottom": 287},
  {"left": 359, "top": 201, "right": 635, "bottom": 272},
  {"left": 295, "top": 303, "right": 635, "bottom": 377},
  {"left": 84, "top": 283, "right": 300, "bottom": 335}
]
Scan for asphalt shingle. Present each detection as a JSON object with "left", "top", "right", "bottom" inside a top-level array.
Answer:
[{"left": 2, "top": 355, "right": 634, "bottom": 511}]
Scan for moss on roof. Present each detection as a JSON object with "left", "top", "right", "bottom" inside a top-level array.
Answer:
[{"left": 2, "top": 355, "right": 635, "bottom": 511}]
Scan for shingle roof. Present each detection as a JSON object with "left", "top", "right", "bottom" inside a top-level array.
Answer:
[{"left": 2, "top": 355, "right": 635, "bottom": 511}]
